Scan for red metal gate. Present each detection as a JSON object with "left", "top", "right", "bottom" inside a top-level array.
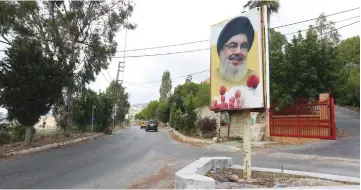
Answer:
[{"left": 270, "top": 92, "right": 336, "bottom": 140}]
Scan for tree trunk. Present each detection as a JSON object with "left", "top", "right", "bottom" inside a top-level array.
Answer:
[
  {"left": 25, "top": 126, "right": 34, "bottom": 146},
  {"left": 65, "top": 84, "right": 74, "bottom": 136}
]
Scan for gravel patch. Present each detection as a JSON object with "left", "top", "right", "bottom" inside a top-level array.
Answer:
[{"left": 206, "top": 168, "right": 357, "bottom": 189}]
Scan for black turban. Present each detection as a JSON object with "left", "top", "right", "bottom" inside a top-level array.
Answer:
[{"left": 217, "top": 16, "right": 255, "bottom": 56}]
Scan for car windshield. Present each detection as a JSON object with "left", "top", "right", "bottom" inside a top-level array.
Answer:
[{"left": 148, "top": 120, "right": 156, "bottom": 124}]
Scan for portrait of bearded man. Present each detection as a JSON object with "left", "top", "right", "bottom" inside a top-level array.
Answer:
[
  {"left": 211, "top": 15, "right": 263, "bottom": 110},
  {"left": 216, "top": 16, "right": 256, "bottom": 83}
]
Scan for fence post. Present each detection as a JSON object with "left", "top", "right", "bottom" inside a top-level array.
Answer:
[
  {"left": 330, "top": 98, "right": 336, "bottom": 140},
  {"left": 296, "top": 105, "right": 300, "bottom": 137},
  {"left": 269, "top": 107, "right": 272, "bottom": 136}
]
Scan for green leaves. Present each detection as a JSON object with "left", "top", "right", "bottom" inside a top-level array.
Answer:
[
  {"left": 193, "top": 83, "right": 210, "bottom": 108},
  {"left": 0, "top": 36, "right": 65, "bottom": 127},
  {"left": 269, "top": 15, "right": 348, "bottom": 109},
  {"left": 106, "top": 81, "right": 130, "bottom": 125},
  {"left": 159, "top": 70, "right": 172, "bottom": 101},
  {"left": 73, "top": 88, "right": 115, "bottom": 133},
  {"left": 337, "top": 36, "right": 360, "bottom": 65}
]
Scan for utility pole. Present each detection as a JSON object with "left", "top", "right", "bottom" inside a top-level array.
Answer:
[
  {"left": 91, "top": 105, "right": 96, "bottom": 137},
  {"left": 114, "top": 61, "right": 125, "bottom": 129},
  {"left": 114, "top": 27, "right": 128, "bottom": 129}
]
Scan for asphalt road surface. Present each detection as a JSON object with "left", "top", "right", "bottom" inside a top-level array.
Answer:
[{"left": 1, "top": 126, "right": 359, "bottom": 189}]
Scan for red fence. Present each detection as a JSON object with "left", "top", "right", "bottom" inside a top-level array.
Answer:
[{"left": 270, "top": 95, "right": 336, "bottom": 140}]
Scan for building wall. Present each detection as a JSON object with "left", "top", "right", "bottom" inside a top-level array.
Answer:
[{"left": 33, "top": 116, "right": 59, "bottom": 131}]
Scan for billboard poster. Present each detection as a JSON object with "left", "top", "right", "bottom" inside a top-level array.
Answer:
[{"left": 210, "top": 8, "right": 265, "bottom": 111}]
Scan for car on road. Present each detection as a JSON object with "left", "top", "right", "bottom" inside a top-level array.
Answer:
[
  {"left": 145, "top": 120, "right": 158, "bottom": 132},
  {"left": 140, "top": 121, "right": 147, "bottom": 129}
]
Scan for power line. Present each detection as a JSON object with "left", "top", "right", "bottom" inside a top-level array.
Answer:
[
  {"left": 283, "top": 15, "right": 359, "bottom": 36},
  {"left": 122, "top": 80, "right": 153, "bottom": 89},
  {"left": 124, "top": 20, "right": 359, "bottom": 86},
  {"left": 101, "top": 71, "right": 110, "bottom": 83},
  {"left": 114, "top": 18, "right": 359, "bottom": 59},
  {"left": 272, "top": 7, "right": 360, "bottom": 29},
  {"left": 135, "top": 69, "right": 209, "bottom": 85},
  {"left": 114, "top": 7, "right": 360, "bottom": 53},
  {"left": 117, "top": 39, "right": 209, "bottom": 52},
  {"left": 0, "top": 7, "right": 359, "bottom": 54},
  {"left": 1, "top": 19, "right": 358, "bottom": 61},
  {"left": 112, "top": 48, "right": 210, "bottom": 58},
  {"left": 116, "top": 7, "right": 359, "bottom": 53},
  {"left": 324, "top": 20, "right": 360, "bottom": 34},
  {"left": 106, "top": 69, "right": 114, "bottom": 81}
]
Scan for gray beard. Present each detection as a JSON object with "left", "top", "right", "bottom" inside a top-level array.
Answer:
[{"left": 219, "top": 55, "right": 248, "bottom": 82}]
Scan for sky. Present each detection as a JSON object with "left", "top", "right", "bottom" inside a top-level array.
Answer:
[{"left": 0, "top": 0, "right": 360, "bottom": 113}]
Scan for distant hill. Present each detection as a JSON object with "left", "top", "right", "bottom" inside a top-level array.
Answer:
[{"left": 131, "top": 103, "right": 148, "bottom": 109}]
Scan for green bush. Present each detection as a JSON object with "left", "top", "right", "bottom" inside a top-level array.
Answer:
[
  {"left": 10, "top": 122, "right": 26, "bottom": 143},
  {"left": 0, "top": 121, "right": 26, "bottom": 145},
  {"left": 0, "top": 123, "right": 11, "bottom": 145}
]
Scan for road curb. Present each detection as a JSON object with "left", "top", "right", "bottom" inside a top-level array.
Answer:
[
  {"left": 170, "top": 128, "right": 215, "bottom": 145},
  {"left": 254, "top": 152, "right": 360, "bottom": 165},
  {"left": 4, "top": 133, "right": 104, "bottom": 157},
  {"left": 175, "top": 157, "right": 360, "bottom": 189}
]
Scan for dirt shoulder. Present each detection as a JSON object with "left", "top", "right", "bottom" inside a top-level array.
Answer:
[{"left": 127, "top": 159, "right": 178, "bottom": 189}]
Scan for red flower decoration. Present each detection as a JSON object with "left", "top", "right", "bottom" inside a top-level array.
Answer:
[
  {"left": 235, "top": 90, "right": 241, "bottom": 99},
  {"left": 221, "top": 95, "right": 226, "bottom": 103},
  {"left": 219, "top": 86, "right": 226, "bottom": 95},
  {"left": 247, "top": 75, "right": 260, "bottom": 89},
  {"left": 229, "top": 102, "right": 234, "bottom": 109},
  {"left": 212, "top": 100, "right": 218, "bottom": 106}
]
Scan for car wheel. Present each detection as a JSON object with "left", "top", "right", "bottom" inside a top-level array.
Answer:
[
  {"left": 145, "top": 129, "right": 148, "bottom": 132},
  {"left": 155, "top": 128, "right": 158, "bottom": 132}
]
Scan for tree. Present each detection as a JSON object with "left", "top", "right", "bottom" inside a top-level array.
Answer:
[
  {"left": 169, "top": 82, "right": 199, "bottom": 113},
  {"left": 185, "top": 75, "right": 192, "bottom": 83},
  {"left": 157, "top": 101, "right": 170, "bottom": 123},
  {"left": 73, "top": 89, "right": 98, "bottom": 132},
  {"left": 106, "top": 81, "right": 130, "bottom": 125},
  {"left": 243, "top": 0, "right": 280, "bottom": 30},
  {"left": 0, "top": 37, "right": 65, "bottom": 145},
  {"left": 334, "top": 36, "right": 360, "bottom": 106},
  {"left": 337, "top": 36, "right": 360, "bottom": 65},
  {"left": 269, "top": 16, "right": 342, "bottom": 109},
  {"left": 95, "top": 92, "right": 114, "bottom": 134},
  {"left": 73, "top": 88, "right": 115, "bottom": 134},
  {"left": 159, "top": 70, "right": 172, "bottom": 101},
  {"left": 0, "top": 1, "right": 136, "bottom": 136},
  {"left": 181, "top": 94, "right": 197, "bottom": 135},
  {"left": 315, "top": 13, "right": 340, "bottom": 44},
  {"left": 193, "top": 83, "right": 210, "bottom": 108},
  {"left": 135, "top": 100, "right": 160, "bottom": 121}
]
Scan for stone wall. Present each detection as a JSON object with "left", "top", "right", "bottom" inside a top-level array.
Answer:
[
  {"left": 197, "top": 106, "right": 249, "bottom": 139},
  {"left": 197, "top": 106, "right": 267, "bottom": 141},
  {"left": 217, "top": 112, "right": 250, "bottom": 138},
  {"left": 171, "top": 128, "right": 215, "bottom": 145}
]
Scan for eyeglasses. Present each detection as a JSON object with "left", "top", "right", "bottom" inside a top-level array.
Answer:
[{"left": 224, "top": 42, "right": 249, "bottom": 52}]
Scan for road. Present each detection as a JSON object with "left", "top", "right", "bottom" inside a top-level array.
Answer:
[{"left": 1, "top": 126, "right": 359, "bottom": 189}]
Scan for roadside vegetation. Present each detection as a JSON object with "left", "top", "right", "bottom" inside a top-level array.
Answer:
[{"left": 0, "top": 1, "right": 134, "bottom": 146}]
